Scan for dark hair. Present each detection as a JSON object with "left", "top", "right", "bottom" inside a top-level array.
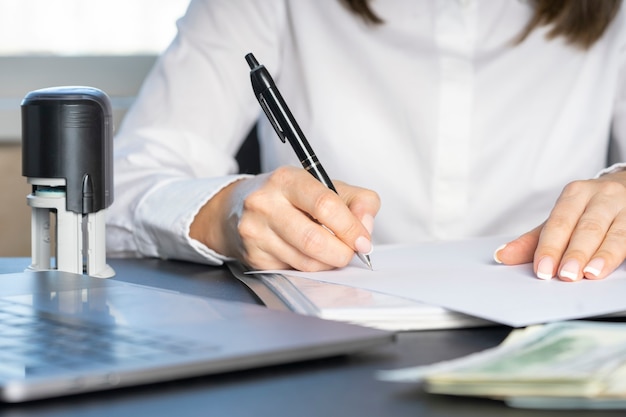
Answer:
[{"left": 340, "top": 0, "right": 622, "bottom": 49}]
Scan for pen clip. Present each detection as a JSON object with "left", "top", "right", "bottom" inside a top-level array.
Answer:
[{"left": 258, "top": 94, "right": 286, "bottom": 143}]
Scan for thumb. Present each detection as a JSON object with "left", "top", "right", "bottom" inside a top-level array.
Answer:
[{"left": 494, "top": 224, "right": 543, "bottom": 265}]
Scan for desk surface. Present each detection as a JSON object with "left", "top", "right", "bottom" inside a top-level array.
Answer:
[{"left": 0, "top": 258, "right": 621, "bottom": 417}]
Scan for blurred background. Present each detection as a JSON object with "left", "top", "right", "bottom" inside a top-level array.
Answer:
[{"left": 0, "top": 0, "right": 190, "bottom": 256}]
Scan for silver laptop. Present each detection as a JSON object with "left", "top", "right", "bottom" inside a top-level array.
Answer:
[{"left": 0, "top": 270, "right": 393, "bottom": 403}]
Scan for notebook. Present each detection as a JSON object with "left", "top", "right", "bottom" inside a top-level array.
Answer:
[
  {"left": 0, "top": 270, "right": 394, "bottom": 403},
  {"left": 228, "top": 262, "right": 492, "bottom": 331}
]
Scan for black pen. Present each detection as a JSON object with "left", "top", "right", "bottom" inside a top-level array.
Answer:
[{"left": 245, "top": 52, "right": 372, "bottom": 270}]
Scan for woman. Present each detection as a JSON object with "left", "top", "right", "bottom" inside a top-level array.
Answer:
[{"left": 108, "top": 0, "right": 626, "bottom": 282}]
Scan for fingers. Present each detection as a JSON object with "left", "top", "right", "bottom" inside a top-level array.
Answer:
[
  {"left": 533, "top": 181, "right": 590, "bottom": 281},
  {"left": 495, "top": 176, "right": 626, "bottom": 282},
  {"left": 583, "top": 217, "right": 626, "bottom": 280},
  {"left": 335, "top": 180, "right": 380, "bottom": 235},
  {"left": 279, "top": 168, "right": 377, "bottom": 256},
  {"left": 240, "top": 216, "right": 337, "bottom": 272},
  {"left": 237, "top": 167, "right": 378, "bottom": 271},
  {"left": 531, "top": 179, "right": 626, "bottom": 281},
  {"left": 493, "top": 224, "right": 542, "bottom": 265}
]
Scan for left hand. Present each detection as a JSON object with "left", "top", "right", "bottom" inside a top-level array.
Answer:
[{"left": 494, "top": 170, "right": 626, "bottom": 281}]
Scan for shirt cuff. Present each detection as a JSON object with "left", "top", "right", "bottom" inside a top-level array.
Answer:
[
  {"left": 134, "top": 175, "right": 251, "bottom": 265},
  {"left": 594, "top": 162, "right": 626, "bottom": 178}
]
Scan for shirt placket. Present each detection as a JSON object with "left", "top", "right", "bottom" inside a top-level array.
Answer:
[{"left": 432, "top": 0, "right": 476, "bottom": 239}]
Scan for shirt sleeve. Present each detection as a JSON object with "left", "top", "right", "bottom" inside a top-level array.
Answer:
[
  {"left": 596, "top": 27, "right": 626, "bottom": 178},
  {"left": 106, "top": 0, "right": 286, "bottom": 265}
]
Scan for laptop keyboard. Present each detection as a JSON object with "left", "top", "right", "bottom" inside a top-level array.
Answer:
[{"left": 0, "top": 298, "right": 219, "bottom": 378}]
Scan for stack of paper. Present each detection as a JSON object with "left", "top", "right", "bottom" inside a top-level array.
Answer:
[
  {"left": 263, "top": 273, "right": 491, "bottom": 331},
  {"left": 379, "top": 321, "right": 626, "bottom": 409},
  {"left": 251, "top": 236, "right": 626, "bottom": 328},
  {"left": 228, "top": 262, "right": 491, "bottom": 331}
]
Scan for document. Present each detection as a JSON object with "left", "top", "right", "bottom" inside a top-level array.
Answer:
[{"left": 249, "top": 236, "right": 626, "bottom": 327}]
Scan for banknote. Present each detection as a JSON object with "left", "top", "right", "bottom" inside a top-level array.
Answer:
[{"left": 378, "top": 321, "right": 626, "bottom": 407}]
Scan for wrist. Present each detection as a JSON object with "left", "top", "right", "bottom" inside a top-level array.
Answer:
[{"left": 189, "top": 179, "right": 243, "bottom": 258}]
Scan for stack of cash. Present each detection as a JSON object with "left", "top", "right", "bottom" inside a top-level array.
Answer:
[{"left": 378, "top": 321, "right": 626, "bottom": 409}]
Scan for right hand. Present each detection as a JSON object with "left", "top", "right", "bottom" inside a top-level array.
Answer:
[{"left": 190, "top": 166, "right": 380, "bottom": 271}]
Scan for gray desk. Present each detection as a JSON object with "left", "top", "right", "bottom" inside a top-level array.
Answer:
[{"left": 0, "top": 258, "right": 620, "bottom": 417}]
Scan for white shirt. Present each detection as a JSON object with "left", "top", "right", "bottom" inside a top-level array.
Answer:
[{"left": 107, "top": 0, "right": 626, "bottom": 265}]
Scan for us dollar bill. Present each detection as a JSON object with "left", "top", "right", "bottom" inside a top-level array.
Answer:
[{"left": 378, "top": 321, "right": 626, "bottom": 403}]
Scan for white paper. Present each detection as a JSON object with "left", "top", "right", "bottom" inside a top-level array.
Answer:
[{"left": 249, "top": 236, "right": 626, "bottom": 327}]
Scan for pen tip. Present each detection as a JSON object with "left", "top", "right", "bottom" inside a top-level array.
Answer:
[{"left": 358, "top": 253, "right": 373, "bottom": 270}]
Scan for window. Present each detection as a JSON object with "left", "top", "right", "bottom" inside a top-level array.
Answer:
[
  {"left": 0, "top": 0, "right": 190, "bottom": 55},
  {"left": 0, "top": 0, "right": 190, "bottom": 141}
]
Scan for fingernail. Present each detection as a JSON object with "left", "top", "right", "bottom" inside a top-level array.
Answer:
[
  {"left": 559, "top": 259, "right": 580, "bottom": 282},
  {"left": 583, "top": 258, "right": 604, "bottom": 278},
  {"left": 361, "top": 214, "right": 374, "bottom": 235},
  {"left": 493, "top": 244, "right": 507, "bottom": 264},
  {"left": 355, "top": 236, "right": 373, "bottom": 255},
  {"left": 536, "top": 257, "right": 554, "bottom": 280}
]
